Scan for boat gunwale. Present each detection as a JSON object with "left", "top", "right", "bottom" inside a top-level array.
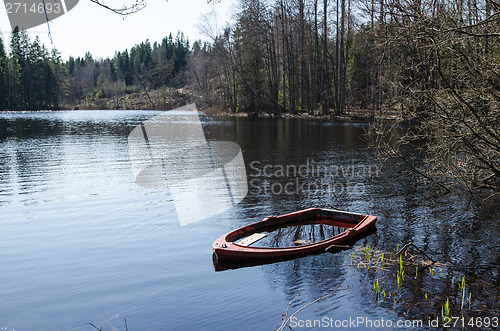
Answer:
[{"left": 213, "top": 208, "right": 377, "bottom": 259}]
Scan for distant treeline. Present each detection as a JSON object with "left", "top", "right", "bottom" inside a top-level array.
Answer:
[
  {"left": 65, "top": 32, "right": 190, "bottom": 106},
  {"left": 0, "top": 0, "right": 498, "bottom": 118},
  {"left": 0, "top": 28, "right": 190, "bottom": 110}
]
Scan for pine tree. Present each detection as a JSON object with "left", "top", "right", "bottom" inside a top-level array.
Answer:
[
  {"left": 0, "top": 33, "right": 8, "bottom": 109},
  {"left": 173, "top": 33, "right": 188, "bottom": 74},
  {"left": 9, "top": 27, "right": 25, "bottom": 109},
  {"left": 51, "top": 48, "right": 68, "bottom": 108}
]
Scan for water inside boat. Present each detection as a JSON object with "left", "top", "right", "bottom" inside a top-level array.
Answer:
[{"left": 236, "top": 219, "right": 355, "bottom": 248}]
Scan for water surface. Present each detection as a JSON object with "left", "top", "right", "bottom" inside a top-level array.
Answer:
[{"left": 0, "top": 111, "right": 498, "bottom": 330}]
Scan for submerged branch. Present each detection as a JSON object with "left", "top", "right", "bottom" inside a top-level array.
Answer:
[{"left": 276, "top": 285, "right": 348, "bottom": 331}]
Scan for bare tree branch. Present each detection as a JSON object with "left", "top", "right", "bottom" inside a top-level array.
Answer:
[
  {"left": 89, "top": 0, "right": 148, "bottom": 16},
  {"left": 89, "top": 0, "right": 222, "bottom": 16}
]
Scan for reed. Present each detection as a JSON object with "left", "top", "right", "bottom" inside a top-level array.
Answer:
[
  {"left": 441, "top": 298, "right": 451, "bottom": 329},
  {"left": 458, "top": 276, "right": 466, "bottom": 311},
  {"left": 373, "top": 278, "right": 381, "bottom": 305},
  {"left": 394, "top": 254, "right": 405, "bottom": 293},
  {"left": 399, "top": 255, "right": 404, "bottom": 280},
  {"left": 396, "top": 272, "right": 402, "bottom": 293},
  {"left": 365, "top": 243, "right": 372, "bottom": 261},
  {"left": 373, "top": 278, "right": 380, "bottom": 295}
]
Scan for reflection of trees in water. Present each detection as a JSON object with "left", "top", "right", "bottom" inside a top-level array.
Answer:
[
  {"left": 254, "top": 223, "right": 347, "bottom": 248},
  {"left": 220, "top": 115, "right": 499, "bottom": 321},
  {"left": 367, "top": 163, "right": 500, "bottom": 284}
]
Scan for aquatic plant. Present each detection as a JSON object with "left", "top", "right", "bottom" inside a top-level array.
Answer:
[
  {"left": 441, "top": 298, "right": 451, "bottom": 328},
  {"left": 395, "top": 254, "right": 405, "bottom": 293},
  {"left": 373, "top": 278, "right": 380, "bottom": 295},
  {"left": 458, "top": 276, "right": 466, "bottom": 311},
  {"left": 373, "top": 278, "right": 381, "bottom": 305},
  {"left": 399, "top": 255, "right": 404, "bottom": 280},
  {"left": 396, "top": 272, "right": 403, "bottom": 293},
  {"left": 365, "top": 243, "right": 372, "bottom": 261}
]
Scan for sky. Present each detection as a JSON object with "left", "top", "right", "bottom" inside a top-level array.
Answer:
[{"left": 0, "top": 0, "right": 238, "bottom": 60}]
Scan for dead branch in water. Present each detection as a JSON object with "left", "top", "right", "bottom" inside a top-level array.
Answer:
[{"left": 275, "top": 285, "right": 348, "bottom": 331}]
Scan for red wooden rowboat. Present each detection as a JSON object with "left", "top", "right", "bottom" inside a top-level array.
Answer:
[{"left": 212, "top": 208, "right": 377, "bottom": 262}]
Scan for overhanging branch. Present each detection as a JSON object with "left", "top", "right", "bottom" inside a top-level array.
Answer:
[
  {"left": 88, "top": 0, "right": 221, "bottom": 16},
  {"left": 89, "top": 0, "right": 148, "bottom": 16}
]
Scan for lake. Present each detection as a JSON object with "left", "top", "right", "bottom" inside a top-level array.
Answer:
[{"left": 0, "top": 110, "right": 498, "bottom": 330}]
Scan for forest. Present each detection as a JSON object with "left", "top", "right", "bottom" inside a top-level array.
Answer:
[
  {"left": 0, "top": 0, "right": 498, "bottom": 192},
  {"left": 0, "top": 0, "right": 497, "bottom": 115},
  {"left": 0, "top": 27, "right": 190, "bottom": 110}
]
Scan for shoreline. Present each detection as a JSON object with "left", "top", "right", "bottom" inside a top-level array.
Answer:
[{"left": 0, "top": 107, "right": 401, "bottom": 122}]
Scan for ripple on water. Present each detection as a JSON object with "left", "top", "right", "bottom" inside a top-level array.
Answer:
[{"left": 0, "top": 111, "right": 497, "bottom": 330}]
